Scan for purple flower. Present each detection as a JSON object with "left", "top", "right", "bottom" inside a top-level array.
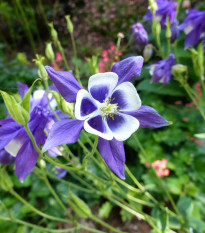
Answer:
[
  {"left": 55, "top": 167, "right": 67, "bottom": 178},
  {"left": 43, "top": 57, "right": 168, "bottom": 179},
  {"left": 0, "top": 83, "right": 61, "bottom": 182},
  {"left": 144, "top": 0, "right": 176, "bottom": 28},
  {"left": 178, "top": 9, "right": 205, "bottom": 48},
  {"left": 148, "top": 54, "right": 175, "bottom": 84},
  {"left": 170, "top": 21, "right": 180, "bottom": 43},
  {"left": 132, "top": 23, "right": 148, "bottom": 46}
]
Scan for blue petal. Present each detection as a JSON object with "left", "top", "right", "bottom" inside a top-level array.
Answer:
[
  {"left": 42, "top": 119, "right": 84, "bottom": 152},
  {"left": 98, "top": 137, "right": 125, "bottom": 179},
  {"left": 0, "top": 149, "right": 15, "bottom": 165},
  {"left": 45, "top": 66, "right": 82, "bottom": 103},
  {"left": 111, "top": 56, "right": 144, "bottom": 85},
  {"left": 18, "top": 82, "right": 29, "bottom": 100},
  {"left": 0, "top": 122, "right": 22, "bottom": 150},
  {"left": 124, "top": 105, "right": 168, "bottom": 128},
  {"left": 15, "top": 140, "right": 39, "bottom": 182}
]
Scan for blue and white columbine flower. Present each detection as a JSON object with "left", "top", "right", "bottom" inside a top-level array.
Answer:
[
  {"left": 178, "top": 9, "right": 205, "bottom": 49},
  {"left": 0, "top": 82, "right": 62, "bottom": 182},
  {"left": 144, "top": 0, "right": 176, "bottom": 28},
  {"left": 43, "top": 57, "right": 168, "bottom": 179},
  {"left": 148, "top": 54, "right": 175, "bottom": 84}
]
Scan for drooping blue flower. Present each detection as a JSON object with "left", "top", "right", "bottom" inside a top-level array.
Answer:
[
  {"left": 0, "top": 82, "right": 62, "bottom": 182},
  {"left": 178, "top": 9, "right": 205, "bottom": 48},
  {"left": 148, "top": 54, "right": 175, "bottom": 84},
  {"left": 144, "top": 0, "right": 176, "bottom": 28},
  {"left": 170, "top": 21, "right": 180, "bottom": 43},
  {"left": 132, "top": 22, "right": 148, "bottom": 46},
  {"left": 42, "top": 57, "right": 169, "bottom": 179}
]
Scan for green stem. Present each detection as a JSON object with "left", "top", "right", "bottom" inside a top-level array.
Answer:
[
  {"left": 133, "top": 134, "right": 181, "bottom": 218},
  {"left": 175, "top": 0, "right": 182, "bottom": 20},
  {"left": 10, "top": 189, "right": 71, "bottom": 224},
  {"left": 15, "top": 0, "right": 37, "bottom": 54},
  {"left": 125, "top": 165, "right": 158, "bottom": 204},
  {"left": 90, "top": 215, "right": 126, "bottom": 233},
  {"left": 183, "top": 83, "right": 205, "bottom": 120},
  {"left": 121, "top": 34, "right": 134, "bottom": 52},
  {"left": 42, "top": 175, "right": 73, "bottom": 219},
  {"left": 0, "top": 216, "right": 76, "bottom": 233},
  {"left": 83, "top": 136, "right": 98, "bottom": 167},
  {"left": 57, "top": 41, "right": 70, "bottom": 70},
  {"left": 70, "top": 32, "right": 82, "bottom": 85},
  {"left": 24, "top": 124, "right": 42, "bottom": 155}
]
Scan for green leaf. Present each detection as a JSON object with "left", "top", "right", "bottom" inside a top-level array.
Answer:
[
  {"left": 0, "top": 167, "right": 13, "bottom": 191},
  {"left": 137, "top": 79, "right": 185, "bottom": 96},
  {"left": 0, "top": 91, "right": 29, "bottom": 125},
  {"left": 177, "top": 197, "right": 193, "bottom": 217},
  {"left": 68, "top": 189, "right": 91, "bottom": 217},
  {"left": 98, "top": 201, "right": 113, "bottom": 219}
]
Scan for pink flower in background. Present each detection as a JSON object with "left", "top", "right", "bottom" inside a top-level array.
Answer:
[
  {"left": 52, "top": 52, "right": 63, "bottom": 71},
  {"left": 152, "top": 158, "right": 170, "bottom": 177},
  {"left": 175, "top": 100, "right": 183, "bottom": 105},
  {"left": 98, "top": 44, "right": 122, "bottom": 72}
]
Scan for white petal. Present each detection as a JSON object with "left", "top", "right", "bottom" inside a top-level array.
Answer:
[
  {"left": 88, "top": 72, "right": 118, "bottom": 102},
  {"left": 111, "top": 82, "right": 141, "bottom": 111},
  {"left": 75, "top": 89, "right": 99, "bottom": 120},
  {"left": 84, "top": 115, "right": 113, "bottom": 140},
  {"left": 149, "top": 65, "right": 155, "bottom": 75},
  {"left": 107, "top": 113, "right": 139, "bottom": 141},
  {"left": 5, "top": 139, "right": 23, "bottom": 157}
]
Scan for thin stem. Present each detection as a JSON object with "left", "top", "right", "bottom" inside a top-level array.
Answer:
[
  {"left": 183, "top": 83, "right": 205, "bottom": 120},
  {"left": 175, "top": 0, "right": 182, "bottom": 20},
  {"left": 57, "top": 41, "right": 70, "bottom": 70},
  {"left": 133, "top": 134, "right": 181, "bottom": 218},
  {"left": 83, "top": 136, "right": 98, "bottom": 167},
  {"left": 125, "top": 165, "right": 158, "bottom": 204},
  {"left": 70, "top": 32, "right": 81, "bottom": 85},
  {"left": 9, "top": 189, "right": 71, "bottom": 224},
  {"left": 90, "top": 215, "right": 126, "bottom": 233},
  {"left": 0, "top": 216, "right": 76, "bottom": 233},
  {"left": 121, "top": 34, "right": 134, "bottom": 52},
  {"left": 24, "top": 124, "right": 42, "bottom": 155},
  {"left": 42, "top": 175, "right": 73, "bottom": 219}
]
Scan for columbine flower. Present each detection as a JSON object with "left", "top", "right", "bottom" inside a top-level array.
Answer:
[
  {"left": 178, "top": 9, "right": 205, "bottom": 48},
  {"left": 148, "top": 54, "right": 175, "bottom": 84},
  {"left": 152, "top": 158, "right": 170, "bottom": 177},
  {"left": 144, "top": 0, "right": 176, "bottom": 28},
  {"left": 0, "top": 82, "right": 61, "bottom": 182},
  {"left": 132, "top": 23, "right": 148, "bottom": 46},
  {"left": 42, "top": 57, "right": 168, "bottom": 179}
]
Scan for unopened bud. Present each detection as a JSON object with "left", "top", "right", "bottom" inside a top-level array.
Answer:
[
  {"left": 166, "top": 18, "right": 171, "bottom": 39},
  {"left": 143, "top": 44, "right": 153, "bottom": 62},
  {"left": 65, "top": 15, "right": 73, "bottom": 34},
  {"left": 33, "top": 55, "right": 48, "bottom": 80},
  {"left": 39, "top": 159, "right": 46, "bottom": 168},
  {"left": 149, "top": 0, "right": 157, "bottom": 13},
  {"left": 172, "top": 64, "right": 187, "bottom": 76},
  {"left": 45, "top": 42, "right": 55, "bottom": 62},
  {"left": 48, "top": 22, "right": 58, "bottom": 41},
  {"left": 117, "top": 32, "right": 124, "bottom": 39}
]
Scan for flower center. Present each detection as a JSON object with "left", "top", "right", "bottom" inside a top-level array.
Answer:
[{"left": 100, "top": 97, "right": 120, "bottom": 120}]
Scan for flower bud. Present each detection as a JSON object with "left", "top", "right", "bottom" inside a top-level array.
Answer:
[
  {"left": 39, "top": 159, "right": 46, "bottom": 168},
  {"left": 172, "top": 64, "right": 187, "bottom": 76},
  {"left": 143, "top": 44, "right": 153, "bottom": 62},
  {"left": 117, "top": 32, "right": 124, "bottom": 39},
  {"left": 45, "top": 42, "right": 55, "bottom": 62},
  {"left": 132, "top": 22, "right": 148, "bottom": 46},
  {"left": 166, "top": 17, "right": 171, "bottom": 39},
  {"left": 33, "top": 55, "right": 48, "bottom": 80},
  {"left": 148, "top": 0, "right": 157, "bottom": 13},
  {"left": 0, "top": 168, "right": 13, "bottom": 191},
  {"left": 48, "top": 22, "right": 58, "bottom": 41},
  {"left": 65, "top": 15, "right": 73, "bottom": 34}
]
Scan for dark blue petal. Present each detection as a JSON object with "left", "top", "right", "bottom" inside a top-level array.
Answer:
[
  {"left": 98, "top": 137, "right": 125, "bottom": 179},
  {"left": 124, "top": 105, "right": 168, "bottom": 128},
  {"left": 0, "top": 149, "right": 15, "bottom": 165},
  {"left": 111, "top": 56, "right": 144, "bottom": 85},
  {"left": 81, "top": 98, "right": 97, "bottom": 117},
  {"left": 90, "top": 85, "right": 110, "bottom": 103},
  {"left": 45, "top": 66, "right": 82, "bottom": 103},
  {"left": 15, "top": 140, "right": 39, "bottom": 182},
  {"left": 87, "top": 116, "right": 107, "bottom": 133},
  {"left": 42, "top": 119, "right": 84, "bottom": 152}
]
